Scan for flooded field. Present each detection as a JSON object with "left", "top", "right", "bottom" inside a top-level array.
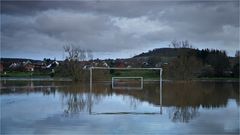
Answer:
[{"left": 0, "top": 80, "right": 239, "bottom": 134}]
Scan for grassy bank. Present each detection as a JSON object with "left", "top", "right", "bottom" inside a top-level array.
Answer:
[
  {"left": 1, "top": 70, "right": 238, "bottom": 82},
  {"left": 1, "top": 71, "right": 50, "bottom": 78},
  {"left": 195, "top": 77, "right": 239, "bottom": 81}
]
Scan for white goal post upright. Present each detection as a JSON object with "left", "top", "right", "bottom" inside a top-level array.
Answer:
[
  {"left": 159, "top": 68, "right": 163, "bottom": 114},
  {"left": 89, "top": 67, "right": 163, "bottom": 114}
]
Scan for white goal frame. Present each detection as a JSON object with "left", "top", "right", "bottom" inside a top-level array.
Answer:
[{"left": 89, "top": 67, "right": 163, "bottom": 114}]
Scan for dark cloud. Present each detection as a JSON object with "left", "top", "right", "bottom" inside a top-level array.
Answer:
[{"left": 1, "top": 1, "right": 239, "bottom": 59}]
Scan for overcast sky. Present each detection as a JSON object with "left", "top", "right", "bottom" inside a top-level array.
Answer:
[{"left": 1, "top": 0, "right": 239, "bottom": 60}]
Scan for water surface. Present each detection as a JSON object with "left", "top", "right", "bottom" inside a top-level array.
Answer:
[{"left": 1, "top": 80, "right": 239, "bottom": 134}]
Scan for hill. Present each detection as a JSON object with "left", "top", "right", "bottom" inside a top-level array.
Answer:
[
  {"left": 0, "top": 58, "right": 42, "bottom": 63},
  {"left": 133, "top": 48, "right": 195, "bottom": 58}
]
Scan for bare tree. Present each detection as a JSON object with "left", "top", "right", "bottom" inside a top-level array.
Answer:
[
  {"left": 64, "top": 44, "right": 87, "bottom": 61},
  {"left": 170, "top": 40, "right": 192, "bottom": 48},
  {"left": 167, "top": 40, "right": 202, "bottom": 80},
  {"left": 170, "top": 40, "right": 180, "bottom": 48},
  {"left": 62, "top": 44, "right": 93, "bottom": 81}
]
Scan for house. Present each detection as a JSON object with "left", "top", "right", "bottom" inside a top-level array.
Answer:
[
  {"left": 142, "top": 62, "right": 150, "bottom": 68},
  {"left": 83, "top": 65, "right": 92, "bottom": 69},
  {"left": 83, "top": 60, "right": 109, "bottom": 69},
  {"left": 115, "top": 60, "right": 126, "bottom": 68},
  {"left": 91, "top": 62, "right": 97, "bottom": 67},
  {"left": 127, "top": 65, "right": 132, "bottom": 68},
  {"left": 22, "top": 60, "right": 32, "bottom": 66},
  {"left": 46, "top": 61, "right": 59, "bottom": 69},
  {"left": 101, "top": 61, "right": 109, "bottom": 68},
  {"left": 9, "top": 63, "right": 21, "bottom": 69},
  {"left": 155, "top": 62, "right": 168, "bottom": 68},
  {"left": 24, "top": 64, "right": 34, "bottom": 72},
  {"left": 34, "top": 62, "right": 46, "bottom": 71}
]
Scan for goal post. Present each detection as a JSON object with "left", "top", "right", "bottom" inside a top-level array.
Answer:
[
  {"left": 89, "top": 67, "right": 163, "bottom": 114},
  {"left": 89, "top": 67, "right": 162, "bottom": 91},
  {"left": 90, "top": 67, "right": 162, "bottom": 90},
  {"left": 90, "top": 67, "right": 162, "bottom": 82}
]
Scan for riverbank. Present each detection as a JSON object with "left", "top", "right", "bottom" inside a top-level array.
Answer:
[
  {"left": 1, "top": 71, "right": 239, "bottom": 82},
  {"left": 195, "top": 77, "right": 239, "bottom": 82},
  {"left": 0, "top": 77, "right": 72, "bottom": 81},
  {"left": 1, "top": 71, "right": 50, "bottom": 78},
  {"left": 1, "top": 77, "right": 238, "bottom": 83}
]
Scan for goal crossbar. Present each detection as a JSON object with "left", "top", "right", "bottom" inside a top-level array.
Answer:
[{"left": 91, "top": 67, "right": 162, "bottom": 70}]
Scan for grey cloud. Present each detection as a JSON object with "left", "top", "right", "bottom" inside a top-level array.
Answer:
[
  {"left": 1, "top": 1, "right": 239, "bottom": 59},
  {"left": 2, "top": 1, "right": 238, "bottom": 18}
]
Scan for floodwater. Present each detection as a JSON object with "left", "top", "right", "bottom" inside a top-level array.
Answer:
[{"left": 0, "top": 79, "right": 239, "bottom": 134}]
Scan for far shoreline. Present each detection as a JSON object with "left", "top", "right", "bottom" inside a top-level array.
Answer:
[
  {"left": 0, "top": 77, "right": 239, "bottom": 82},
  {"left": 0, "top": 77, "right": 72, "bottom": 81}
]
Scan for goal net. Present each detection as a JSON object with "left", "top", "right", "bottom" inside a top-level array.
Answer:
[{"left": 90, "top": 67, "right": 162, "bottom": 90}]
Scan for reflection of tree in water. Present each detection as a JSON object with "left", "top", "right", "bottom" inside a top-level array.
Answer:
[
  {"left": 163, "top": 81, "right": 240, "bottom": 109},
  {"left": 63, "top": 94, "right": 87, "bottom": 114},
  {"left": 62, "top": 93, "right": 105, "bottom": 114},
  {"left": 231, "top": 82, "right": 239, "bottom": 105},
  {"left": 169, "top": 107, "right": 199, "bottom": 123},
  {"left": 59, "top": 84, "right": 106, "bottom": 114}
]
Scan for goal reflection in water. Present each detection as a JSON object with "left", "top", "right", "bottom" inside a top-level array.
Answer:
[
  {"left": 88, "top": 82, "right": 163, "bottom": 115},
  {"left": 60, "top": 81, "right": 238, "bottom": 124},
  {"left": 89, "top": 67, "right": 163, "bottom": 115}
]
